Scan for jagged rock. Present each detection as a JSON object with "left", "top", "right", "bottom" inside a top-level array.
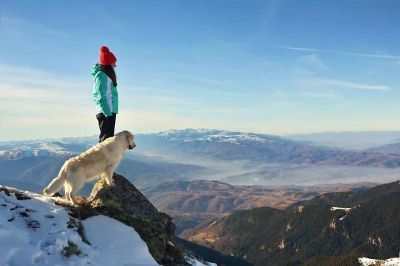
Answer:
[{"left": 69, "top": 173, "right": 188, "bottom": 266}]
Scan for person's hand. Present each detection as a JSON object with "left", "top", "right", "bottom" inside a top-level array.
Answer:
[
  {"left": 96, "top": 113, "right": 106, "bottom": 121},
  {"left": 96, "top": 113, "right": 111, "bottom": 124}
]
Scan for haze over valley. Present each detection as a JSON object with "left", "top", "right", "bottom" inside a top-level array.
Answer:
[{"left": 2, "top": 129, "right": 400, "bottom": 192}]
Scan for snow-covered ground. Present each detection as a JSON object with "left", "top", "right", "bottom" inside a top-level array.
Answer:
[
  {"left": 359, "top": 257, "right": 400, "bottom": 266},
  {"left": 0, "top": 186, "right": 214, "bottom": 266}
]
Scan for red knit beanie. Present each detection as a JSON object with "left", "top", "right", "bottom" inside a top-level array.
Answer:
[{"left": 99, "top": 46, "right": 117, "bottom": 65}]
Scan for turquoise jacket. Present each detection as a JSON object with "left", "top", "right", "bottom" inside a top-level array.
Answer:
[{"left": 91, "top": 63, "right": 119, "bottom": 117}]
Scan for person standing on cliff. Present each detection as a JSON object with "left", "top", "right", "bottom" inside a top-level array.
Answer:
[{"left": 91, "top": 46, "right": 119, "bottom": 142}]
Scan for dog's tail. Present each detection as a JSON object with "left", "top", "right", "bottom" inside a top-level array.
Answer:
[{"left": 43, "top": 167, "right": 66, "bottom": 196}]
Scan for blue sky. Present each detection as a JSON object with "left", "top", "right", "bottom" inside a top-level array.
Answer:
[{"left": 1, "top": 0, "right": 400, "bottom": 140}]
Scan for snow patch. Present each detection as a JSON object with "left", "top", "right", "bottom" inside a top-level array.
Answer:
[
  {"left": 0, "top": 187, "right": 91, "bottom": 265},
  {"left": 330, "top": 207, "right": 352, "bottom": 212},
  {"left": 331, "top": 206, "right": 358, "bottom": 221},
  {"left": 185, "top": 255, "right": 217, "bottom": 266},
  {"left": 82, "top": 215, "right": 158, "bottom": 266},
  {"left": 359, "top": 257, "right": 400, "bottom": 266}
]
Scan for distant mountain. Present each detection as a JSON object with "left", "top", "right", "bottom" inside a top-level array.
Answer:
[
  {"left": 5, "top": 129, "right": 400, "bottom": 169},
  {"left": 3, "top": 129, "right": 400, "bottom": 188},
  {"left": 0, "top": 136, "right": 96, "bottom": 159},
  {"left": 367, "top": 142, "right": 400, "bottom": 155},
  {"left": 0, "top": 136, "right": 206, "bottom": 190},
  {"left": 0, "top": 154, "right": 205, "bottom": 193},
  {"left": 287, "top": 131, "right": 400, "bottom": 150},
  {"left": 0, "top": 156, "right": 67, "bottom": 191},
  {"left": 182, "top": 181, "right": 400, "bottom": 266},
  {"left": 143, "top": 180, "right": 377, "bottom": 234},
  {"left": 0, "top": 137, "right": 94, "bottom": 191},
  {"left": 138, "top": 129, "right": 400, "bottom": 168}
]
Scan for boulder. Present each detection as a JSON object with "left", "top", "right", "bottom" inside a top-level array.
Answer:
[{"left": 70, "top": 173, "right": 188, "bottom": 265}]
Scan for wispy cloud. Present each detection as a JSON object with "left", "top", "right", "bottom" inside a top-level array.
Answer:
[
  {"left": 316, "top": 78, "right": 391, "bottom": 91},
  {"left": 0, "top": 63, "right": 207, "bottom": 140},
  {"left": 281, "top": 46, "right": 400, "bottom": 61},
  {"left": 0, "top": 64, "right": 89, "bottom": 101},
  {"left": 299, "top": 75, "right": 392, "bottom": 92},
  {"left": 0, "top": 64, "right": 93, "bottom": 139}
]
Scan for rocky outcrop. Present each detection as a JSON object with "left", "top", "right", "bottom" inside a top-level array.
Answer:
[
  {"left": 0, "top": 174, "right": 213, "bottom": 265},
  {"left": 68, "top": 173, "right": 189, "bottom": 265}
]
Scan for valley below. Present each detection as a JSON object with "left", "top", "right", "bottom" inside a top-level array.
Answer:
[{"left": 142, "top": 179, "right": 377, "bottom": 234}]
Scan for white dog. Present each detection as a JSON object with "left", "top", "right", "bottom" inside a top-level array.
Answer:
[{"left": 43, "top": 130, "right": 136, "bottom": 204}]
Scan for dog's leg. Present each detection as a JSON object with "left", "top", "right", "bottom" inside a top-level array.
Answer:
[
  {"left": 65, "top": 184, "right": 72, "bottom": 202},
  {"left": 65, "top": 194, "right": 71, "bottom": 202},
  {"left": 102, "top": 167, "right": 115, "bottom": 186},
  {"left": 65, "top": 184, "right": 77, "bottom": 205},
  {"left": 66, "top": 174, "right": 85, "bottom": 205},
  {"left": 66, "top": 191, "right": 77, "bottom": 205}
]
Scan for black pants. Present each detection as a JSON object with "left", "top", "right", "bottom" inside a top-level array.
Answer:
[{"left": 96, "top": 113, "right": 116, "bottom": 142}]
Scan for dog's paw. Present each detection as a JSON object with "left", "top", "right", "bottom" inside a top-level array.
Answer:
[{"left": 74, "top": 196, "right": 88, "bottom": 206}]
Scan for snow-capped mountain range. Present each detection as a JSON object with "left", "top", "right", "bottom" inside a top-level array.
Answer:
[
  {"left": 0, "top": 137, "right": 96, "bottom": 160},
  {"left": 3, "top": 128, "right": 400, "bottom": 166},
  {"left": 138, "top": 129, "right": 400, "bottom": 167},
  {"left": 0, "top": 144, "right": 71, "bottom": 159},
  {"left": 2, "top": 129, "right": 400, "bottom": 189},
  {"left": 155, "top": 128, "right": 276, "bottom": 144},
  {"left": 1, "top": 128, "right": 280, "bottom": 160}
]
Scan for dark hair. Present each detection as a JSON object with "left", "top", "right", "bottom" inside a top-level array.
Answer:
[{"left": 100, "top": 65, "right": 117, "bottom": 87}]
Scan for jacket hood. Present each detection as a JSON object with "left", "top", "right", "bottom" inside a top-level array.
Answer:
[{"left": 91, "top": 63, "right": 103, "bottom": 76}]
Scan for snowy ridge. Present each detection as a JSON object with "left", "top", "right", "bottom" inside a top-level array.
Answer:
[
  {"left": 0, "top": 147, "right": 72, "bottom": 159},
  {"left": 155, "top": 128, "right": 279, "bottom": 145},
  {"left": 0, "top": 137, "right": 97, "bottom": 159},
  {"left": 0, "top": 185, "right": 214, "bottom": 266}
]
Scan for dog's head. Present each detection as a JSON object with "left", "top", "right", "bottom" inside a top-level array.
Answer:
[{"left": 123, "top": 130, "right": 136, "bottom": 150}]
